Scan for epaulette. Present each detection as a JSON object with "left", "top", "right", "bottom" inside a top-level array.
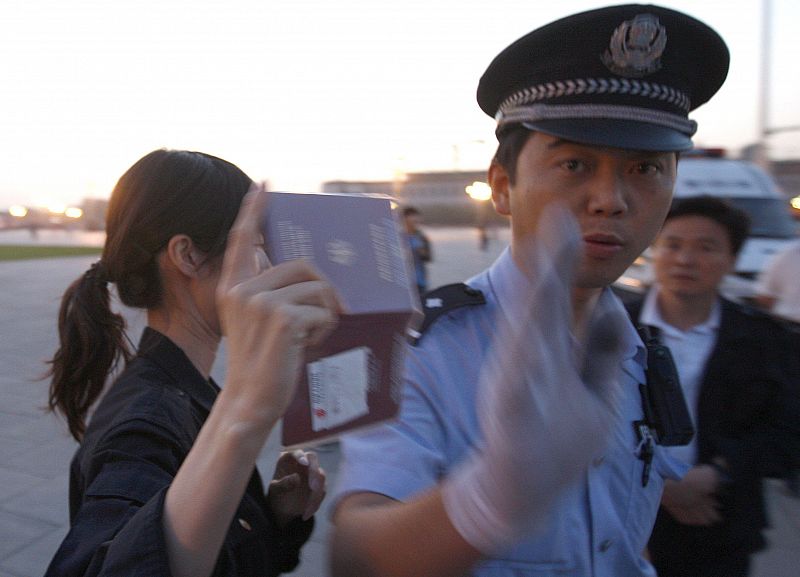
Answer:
[{"left": 408, "top": 283, "right": 486, "bottom": 345}]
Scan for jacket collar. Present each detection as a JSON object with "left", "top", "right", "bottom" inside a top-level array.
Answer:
[{"left": 136, "top": 327, "right": 219, "bottom": 414}]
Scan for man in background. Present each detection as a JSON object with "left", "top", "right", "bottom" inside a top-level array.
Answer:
[
  {"left": 625, "top": 196, "right": 799, "bottom": 577},
  {"left": 402, "top": 206, "right": 432, "bottom": 296}
]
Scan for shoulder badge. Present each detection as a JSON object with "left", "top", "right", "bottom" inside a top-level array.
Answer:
[
  {"left": 408, "top": 283, "right": 486, "bottom": 345},
  {"left": 602, "top": 13, "right": 667, "bottom": 78}
]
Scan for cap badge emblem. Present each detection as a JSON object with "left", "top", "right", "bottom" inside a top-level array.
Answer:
[{"left": 602, "top": 13, "right": 666, "bottom": 78}]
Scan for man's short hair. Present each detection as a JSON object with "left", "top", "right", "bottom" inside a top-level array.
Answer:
[
  {"left": 403, "top": 206, "right": 420, "bottom": 217},
  {"left": 664, "top": 195, "right": 751, "bottom": 256}
]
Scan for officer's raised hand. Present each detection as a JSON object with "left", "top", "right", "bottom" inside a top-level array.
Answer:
[{"left": 442, "top": 204, "right": 626, "bottom": 554}]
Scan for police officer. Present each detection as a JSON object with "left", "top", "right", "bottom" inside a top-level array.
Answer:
[{"left": 330, "top": 5, "right": 730, "bottom": 576}]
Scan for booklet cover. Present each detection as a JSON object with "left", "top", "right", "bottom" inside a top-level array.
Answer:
[{"left": 262, "top": 191, "right": 422, "bottom": 447}]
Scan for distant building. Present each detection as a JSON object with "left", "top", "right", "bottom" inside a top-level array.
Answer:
[
  {"left": 323, "top": 170, "right": 506, "bottom": 226},
  {"left": 81, "top": 198, "right": 109, "bottom": 231}
]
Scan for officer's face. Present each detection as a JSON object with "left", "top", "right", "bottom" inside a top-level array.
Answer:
[
  {"left": 652, "top": 215, "right": 736, "bottom": 298},
  {"left": 490, "top": 132, "right": 676, "bottom": 289}
]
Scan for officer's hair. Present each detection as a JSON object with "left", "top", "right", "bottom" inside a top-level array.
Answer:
[
  {"left": 492, "top": 125, "right": 531, "bottom": 186},
  {"left": 664, "top": 195, "right": 751, "bottom": 256}
]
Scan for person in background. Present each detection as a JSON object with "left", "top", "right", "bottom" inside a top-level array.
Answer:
[
  {"left": 44, "top": 149, "right": 340, "bottom": 577},
  {"left": 755, "top": 237, "right": 800, "bottom": 325},
  {"left": 624, "top": 196, "right": 799, "bottom": 577},
  {"left": 329, "top": 5, "right": 730, "bottom": 577},
  {"left": 402, "top": 205, "right": 432, "bottom": 296}
]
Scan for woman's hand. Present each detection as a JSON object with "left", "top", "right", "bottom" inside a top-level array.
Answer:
[
  {"left": 268, "top": 449, "right": 327, "bottom": 527},
  {"left": 216, "top": 185, "right": 343, "bottom": 429}
]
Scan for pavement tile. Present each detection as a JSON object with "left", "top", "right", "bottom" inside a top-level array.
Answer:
[
  {"left": 0, "top": 378, "right": 48, "bottom": 404},
  {"left": 0, "top": 525, "right": 66, "bottom": 577},
  {"left": 0, "top": 509, "right": 59, "bottom": 559},
  {"left": 0, "top": 467, "right": 49, "bottom": 505},
  {"left": 0, "top": 474, "right": 70, "bottom": 526},
  {"left": 0, "top": 436, "right": 38, "bottom": 462},
  {"left": 0, "top": 411, "right": 71, "bottom": 446},
  {"left": 1, "top": 432, "right": 76, "bottom": 479},
  {"left": 0, "top": 392, "right": 48, "bottom": 419},
  {"left": 293, "top": 539, "right": 328, "bottom": 577}
]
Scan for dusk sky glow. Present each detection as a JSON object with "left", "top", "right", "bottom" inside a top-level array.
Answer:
[{"left": 1, "top": 0, "right": 798, "bottom": 210}]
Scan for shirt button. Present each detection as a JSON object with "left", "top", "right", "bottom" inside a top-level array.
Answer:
[
  {"left": 238, "top": 518, "right": 252, "bottom": 531},
  {"left": 593, "top": 456, "right": 605, "bottom": 467},
  {"left": 599, "top": 539, "right": 613, "bottom": 552}
]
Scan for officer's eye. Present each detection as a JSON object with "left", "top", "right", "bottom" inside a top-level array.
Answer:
[
  {"left": 634, "top": 161, "right": 662, "bottom": 175},
  {"left": 561, "top": 159, "right": 588, "bottom": 172}
]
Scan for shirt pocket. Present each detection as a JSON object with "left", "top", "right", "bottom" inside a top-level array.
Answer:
[{"left": 85, "top": 461, "right": 170, "bottom": 505}]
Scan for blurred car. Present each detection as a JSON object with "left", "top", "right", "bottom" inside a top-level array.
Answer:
[{"left": 615, "top": 152, "right": 798, "bottom": 303}]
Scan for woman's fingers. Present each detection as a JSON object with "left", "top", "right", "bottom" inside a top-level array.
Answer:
[
  {"left": 303, "top": 451, "right": 327, "bottom": 520},
  {"left": 219, "top": 183, "right": 269, "bottom": 292},
  {"left": 270, "top": 472, "right": 302, "bottom": 493}
]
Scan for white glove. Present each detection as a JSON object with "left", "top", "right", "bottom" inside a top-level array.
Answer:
[{"left": 442, "top": 204, "right": 626, "bottom": 554}]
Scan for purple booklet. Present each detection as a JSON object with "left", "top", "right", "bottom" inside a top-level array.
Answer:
[{"left": 263, "top": 192, "right": 421, "bottom": 447}]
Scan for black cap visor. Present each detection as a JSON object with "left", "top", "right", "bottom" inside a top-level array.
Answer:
[{"left": 521, "top": 118, "right": 693, "bottom": 152}]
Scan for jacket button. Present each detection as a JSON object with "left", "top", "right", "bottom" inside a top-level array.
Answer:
[
  {"left": 238, "top": 518, "right": 252, "bottom": 531},
  {"left": 593, "top": 456, "right": 605, "bottom": 467},
  {"left": 599, "top": 539, "right": 613, "bottom": 552}
]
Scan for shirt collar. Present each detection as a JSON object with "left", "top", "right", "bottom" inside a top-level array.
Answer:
[
  {"left": 136, "top": 327, "right": 219, "bottom": 414},
  {"left": 640, "top": 285, "right": 721, "bottom": 337}
]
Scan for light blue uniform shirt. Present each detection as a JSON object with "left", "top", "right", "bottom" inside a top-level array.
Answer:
[{"left": 334, "top": 249, "right": 688, "bottom": 577}]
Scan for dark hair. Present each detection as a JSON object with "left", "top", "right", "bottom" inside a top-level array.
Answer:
[
  {"left": 403, "top": 206, "right": 420, "bottom": 217},
  {"left": 664, "top": 195, "right": 751, "bottom": 256},
  {"left": 47, "top": 149, "right": 253, "bottom": 440},
  {"left": 492, "top": 125, "right": 534, "bottom": 186}
]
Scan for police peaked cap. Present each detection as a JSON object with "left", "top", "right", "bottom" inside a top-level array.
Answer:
[{"left": 477, "top": 4, "right": 730, "bottom": 151}]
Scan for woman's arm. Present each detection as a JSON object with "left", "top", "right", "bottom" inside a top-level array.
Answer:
[{"left": 164, "top": 187, "right": 341, "bottom": 577}]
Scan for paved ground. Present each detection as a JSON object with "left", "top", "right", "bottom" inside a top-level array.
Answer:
[{"left": 1, "top": 225, "right": 798, "bottom": 576}]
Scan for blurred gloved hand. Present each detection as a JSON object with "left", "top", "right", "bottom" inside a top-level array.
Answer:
[{"left": 442, "top": 204, "right": 627, "bottom": 554}]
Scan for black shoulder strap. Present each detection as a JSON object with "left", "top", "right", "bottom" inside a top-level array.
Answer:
[
  {"left": 409, "top": 283, "right": 486, "bottom": 345},
  {"left": 636, "top": 323, "right": 695, "bottom": 446}
]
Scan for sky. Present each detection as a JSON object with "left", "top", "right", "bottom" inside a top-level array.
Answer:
[{"left": 1, "top": 0, "right": 799, "bottom": 210}]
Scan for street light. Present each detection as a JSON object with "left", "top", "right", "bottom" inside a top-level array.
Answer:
[
  {"left": 465, "top": 181, "right": 492, "bottom": 250},
  {"left": 465, "top": 181, "right": 492, "bottom": 202},
  {"left": 9, "top": 205, "right": 28, "bottom": 218}
]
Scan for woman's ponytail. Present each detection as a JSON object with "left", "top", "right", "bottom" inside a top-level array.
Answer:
[{"left": 47, "top": 261, "right": 131, "bottom": 441}]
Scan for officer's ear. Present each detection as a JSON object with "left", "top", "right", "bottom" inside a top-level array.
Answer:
[{"left": 489, "top": 159, "right": 511, "bottom": 216}]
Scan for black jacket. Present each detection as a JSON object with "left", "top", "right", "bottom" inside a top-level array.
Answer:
[
  {"left": 45, "top": 328, "right": 313, "bottom": 577},
  {"left": 626, "top": 295, "right": 799, "bottom": 552}
]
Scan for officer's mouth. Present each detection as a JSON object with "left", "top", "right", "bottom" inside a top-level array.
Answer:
[{"left": 582, "top": 233, "right": 624, "bottom": 259}]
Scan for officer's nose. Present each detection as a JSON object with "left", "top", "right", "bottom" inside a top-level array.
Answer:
[{"left": 586, "top": 173, "right": 628, "bottom": 216}]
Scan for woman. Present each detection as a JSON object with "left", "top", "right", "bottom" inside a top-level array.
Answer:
[{"left": 45, "top": 149, "right": 341, "bottom": 577}]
